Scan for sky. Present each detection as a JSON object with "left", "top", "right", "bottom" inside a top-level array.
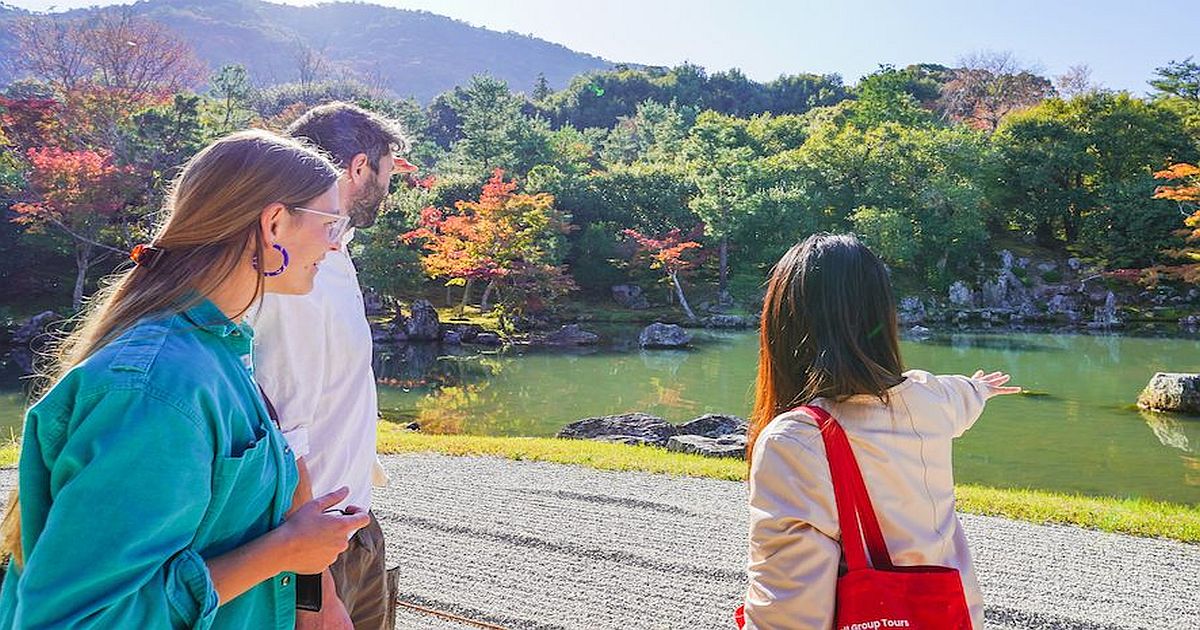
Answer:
[{"left": 7, "top": 0, "right": 1199, "bottom": 94}]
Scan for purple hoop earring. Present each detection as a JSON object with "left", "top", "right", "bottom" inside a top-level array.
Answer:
[{"left": 252, "top": 243, "right": 289, "bottom": 277}]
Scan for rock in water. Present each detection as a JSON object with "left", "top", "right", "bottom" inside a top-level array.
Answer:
[
  {"left": 404, "top": 299, "right": 441, "bottom": 341},
  {"left": 542, "top": 324, "right": 600, "bottom": 346},
  {"left": 701, "top": 314, "right": 751, "bottom": 329},
  {"left": 638, "top": 322, "right": 691, "bottom": 349},
  {"left": 1138, "top": 373, "right": 1200, "bottom": 415}
]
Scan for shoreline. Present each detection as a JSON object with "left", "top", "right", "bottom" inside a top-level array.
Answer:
[
  {"left": 0, "top": 429, "right": 1196, "bottom": 542},
  {"left": 370, "top": 427, "right": 1200, "bottom": 544}
]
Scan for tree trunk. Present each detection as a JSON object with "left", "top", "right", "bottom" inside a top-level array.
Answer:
[
  {"left": 718, "top": 235, "right": 731, "bottom": 306},
  {"left": 670, "top": 272, "right": 697, "bottom": 321},
  {"left": 480, "top": 279, "right": 497, "bottom": 312},
  {"left": 458, "top": 278, "right": 475, "bottom": 314},
  {"left": 73, "top": 242, "right": 94, "bottom": 311}
]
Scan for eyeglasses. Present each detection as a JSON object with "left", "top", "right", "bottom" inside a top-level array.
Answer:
[{"left": 292, "top": 206, "right": 351, "bottom": 243}]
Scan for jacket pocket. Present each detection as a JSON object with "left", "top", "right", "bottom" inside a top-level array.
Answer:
[{"left": 197, "top": 430, "right": 279, "bottom": 551}]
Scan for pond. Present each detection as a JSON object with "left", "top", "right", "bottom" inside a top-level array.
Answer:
[
  {"left": 370, "top": 328, "right": 1200, "bottom": 505},
  {"left": 2, "top": 328, "right": 1199, "bottom": 504}
]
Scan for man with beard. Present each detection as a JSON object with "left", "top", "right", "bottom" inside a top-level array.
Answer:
[{"left": 249, "top": 102, "right": 415, "bottom": 630}]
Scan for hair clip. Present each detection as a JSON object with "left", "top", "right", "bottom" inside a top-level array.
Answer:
[{"left": 130, "top": 244, "right": 164, "bottom": 269}]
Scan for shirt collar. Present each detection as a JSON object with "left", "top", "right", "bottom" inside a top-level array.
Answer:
[{"left": 180, "top": 296, "right": 251, "bottom": 339}]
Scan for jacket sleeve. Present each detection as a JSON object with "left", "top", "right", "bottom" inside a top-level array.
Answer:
[
  {"left": 249, "top": 293, "right": 327, "bottom": 459},
  {"left": 14, "top": 387, "right": 219, "bottom": 629},
  {"left": 743, "top": 429, "right": 841, "bottom": 630},
  {"left": 936, "top": 374, "right": 989, "bottom": 438}
]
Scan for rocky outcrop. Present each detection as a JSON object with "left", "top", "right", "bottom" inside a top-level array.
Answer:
[
  {"left": 404, "top": 300, "right": 441, "bottom": 341},
  {"left": 539, "top": 324, "right": 599, "bottom": 346},
  {"left": 638, "top": 322, "right": 691, "bottom": 349},
  {"left": 1138, "top": 373, "right": 1200, "bottom": 415},
  {"left": 611, "top": 284, "right": 650, "bottom": 310},
  {"left": 907, "top": 325, "right": 932, "bottom": 339},
  {"left": 474, "top": 332, "right": 502, "bottom": 346},
  {"left": 9, "top": 310, "right": 61, "bottom": 373},
  {"left": 701, "top": 314, "right": 753, "bottom": 329},
  {"left": 898, "top": 297, "right": 926, "bottom": 325},
  {"left": 948, "top": 281, "right": 975, "bottom": 308},
  {"left": 920, "top": 250, "right": 1161, "bottom": 329},
  {"left": 441, "top": 325, "right": 503, "bottom": 346},
  {"left": 666, "top": 434, "right": 746, "bottom": 458},
  {"left": 363, "top": 290, "right": 385, "bottom": 316},
  {"left": 555, "top": 411, "right": 751, "bottom": 460},
  {"left": 677, "top": 414, "right": 746, "bottom": 438},
  {"left": 556, "top": 413, "right": 677, "bottom": 444}
]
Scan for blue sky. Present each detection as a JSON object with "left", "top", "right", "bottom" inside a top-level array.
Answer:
[{"left": 8, "top": 0, "right": 1198, "bottom": 94}]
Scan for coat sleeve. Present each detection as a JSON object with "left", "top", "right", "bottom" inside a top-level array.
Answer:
[
  {"left": 935, "top": 374, "right": 989, "bottom": 438},
  {"left": 743, "top": 429, "right": 841, "bottom": 630},
  {"left": 13, "top": 387, "right": 219, "bottom": 629}
]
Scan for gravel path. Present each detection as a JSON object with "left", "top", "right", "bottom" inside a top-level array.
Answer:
[{"left": 3, "top": 453, "right": 1198, "bottom": 629}]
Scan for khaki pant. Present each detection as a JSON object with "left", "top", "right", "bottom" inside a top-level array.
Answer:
[{"left": 328, "top": 511, "right": 396, "bottom": 630}]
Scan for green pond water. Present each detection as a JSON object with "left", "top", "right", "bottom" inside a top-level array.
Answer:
[{"left": 3, "top": 329, "right": 1200, "bottom": 504}]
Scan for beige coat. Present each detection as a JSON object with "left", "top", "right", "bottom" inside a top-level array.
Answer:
[{"left": 744, "top": 370, "right": 988, "bottom": 629}]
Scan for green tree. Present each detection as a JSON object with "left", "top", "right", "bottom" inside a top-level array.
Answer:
[
  {"left": 1149, "top": 58, "right": 1200, "bottom": 147},
  {"left": 851, "top": 66, "right": 937, "bottom": 128},
  {"left": 763, "top": 73, "right": 848, "bottom": 114},
  {"left": 1150, "top": 58, "right": 1200, "bottom": 101},
  {"left": 443, "top": 75, "right": 552, "bottom": 177},
  {"left": 993, "top": 93, "right": 1198, "bottom": 265},
  {"left": 601, "top": 99, "right": 691, "bottom": 165},
  {"left": 682, "top": 111, "right": 760, "bottom": 304},
  {"left": 532, "top": 73, "right": 553, "bottom": 102},
  {"left": 208, "top": 63, "right": 253, "bottom": 131},
  {"left": 775, "top": 120, "right": 991, "bottom": 284}
]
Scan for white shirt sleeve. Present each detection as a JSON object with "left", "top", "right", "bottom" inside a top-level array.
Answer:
[{"left": 249, "top": 293, "right": 328, "bottom": 459}]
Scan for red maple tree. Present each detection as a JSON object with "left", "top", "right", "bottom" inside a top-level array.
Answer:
[{"left": 622, "top": 226, "right": 705, "bottom": 319}]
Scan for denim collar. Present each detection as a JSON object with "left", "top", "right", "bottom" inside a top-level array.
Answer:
[{"left": 180, "top": 296, "right": 252, "bottom": 340}]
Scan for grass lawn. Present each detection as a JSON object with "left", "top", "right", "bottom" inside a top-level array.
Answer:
[{"left": 376, "top": 424, "right": 1200, "bottom": 544}]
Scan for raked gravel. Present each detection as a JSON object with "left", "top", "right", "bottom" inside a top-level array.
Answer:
[{"left": 2, "top": 453, "right": 1197, "bottom": 629}]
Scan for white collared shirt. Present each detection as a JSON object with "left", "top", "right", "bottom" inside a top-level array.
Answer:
[{"left": 247, "top": 231, "right": 384, "bottom": 511}]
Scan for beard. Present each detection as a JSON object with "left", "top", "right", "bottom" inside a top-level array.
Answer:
[{"left": 349, "top": 178, "right": 388, "bottom": 228}]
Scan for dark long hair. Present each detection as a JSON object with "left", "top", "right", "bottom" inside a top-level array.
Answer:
[{"left": 748, "top": 233, "right": 905, "bottom": 461}]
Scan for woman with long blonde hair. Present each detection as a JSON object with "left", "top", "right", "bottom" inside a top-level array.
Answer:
[{"left": 0, "top": 129, "right": 369, "bottom": 628}]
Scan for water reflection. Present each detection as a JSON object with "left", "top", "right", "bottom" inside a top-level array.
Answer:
[
  {"left": 922, "top": 333, "right": 1066, "bottom": 354},
  {"left": 1139, "top": 410, "right": 1200, "bottom": 454}
]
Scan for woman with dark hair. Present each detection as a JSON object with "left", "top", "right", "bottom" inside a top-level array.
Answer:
[
  {"left": 742, "top": 233, "right": 1019, "bottom": 629},
  {"left": 0, "top": 130, "right": 369, "bottom": 628}
]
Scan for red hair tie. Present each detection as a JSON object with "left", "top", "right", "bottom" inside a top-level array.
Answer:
[{"left": 130, "top": 244, "right": 163, "bottom": 268}]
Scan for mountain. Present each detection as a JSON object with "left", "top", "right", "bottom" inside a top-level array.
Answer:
[{"left": 0, "top": 0, "right": 615, "bottom": 102}]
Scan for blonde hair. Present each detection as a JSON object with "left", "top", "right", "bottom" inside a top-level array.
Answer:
[{"left": 0, "top": 129, "right": 339, "bottom": 566}]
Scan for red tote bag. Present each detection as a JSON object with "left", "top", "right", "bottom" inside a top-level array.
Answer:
[{"left": 737, "top": 405, "right": 972, "bottom": 630}]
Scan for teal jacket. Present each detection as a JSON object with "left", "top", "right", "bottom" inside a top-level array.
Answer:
[{"left": 0, "top": 299, "right": 299, "bottom": 629}]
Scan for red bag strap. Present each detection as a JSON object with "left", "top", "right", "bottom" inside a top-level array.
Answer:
[{"left": 798, "top": 405, "right": 894, "bottom": 571}]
